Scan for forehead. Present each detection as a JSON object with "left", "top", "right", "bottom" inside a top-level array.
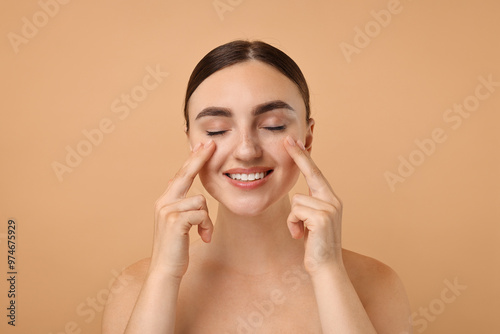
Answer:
[{"left": 187, "top": 60, "right": 305, "bottom": 119}]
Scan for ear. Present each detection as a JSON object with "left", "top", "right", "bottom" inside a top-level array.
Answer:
[
  {"left": 304, "top": 118, "right": 315, "bottom": 152},
  {"left": 184, "top": 125, "right": 192, "bottom": 151}
]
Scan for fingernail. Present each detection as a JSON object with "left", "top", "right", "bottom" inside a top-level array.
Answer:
[
  {"left": 297, "top": 140, "right": 306, "bottom": 151},
  {"left": 192, "top": 142, "right": 202, "bottom": 152},
  {"left": 205, "top": 139, "right": 214, "bottom": 147},
  {"left": 286, "top": 136, "right": 295, "bottom": 146}
]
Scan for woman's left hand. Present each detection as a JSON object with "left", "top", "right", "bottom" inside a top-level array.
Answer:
[{"left": 283, "top": 135, "right": 344, "bottom": 275}]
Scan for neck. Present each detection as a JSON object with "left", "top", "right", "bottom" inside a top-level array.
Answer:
[{"left": 205, "top": 195, "right": 304, "bottom": 276}]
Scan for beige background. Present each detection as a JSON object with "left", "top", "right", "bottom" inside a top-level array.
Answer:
[{"left": 1, "top": 0, "right": 499, "bottom": 333}]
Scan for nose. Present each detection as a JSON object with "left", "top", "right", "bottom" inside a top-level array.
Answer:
[{"left": 232, "top": 132, "right": 263, "bottom": 161}]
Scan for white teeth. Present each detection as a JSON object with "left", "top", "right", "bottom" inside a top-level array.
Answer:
[{"left": 228, "top": 172, "right": 267, "bottom": 181}]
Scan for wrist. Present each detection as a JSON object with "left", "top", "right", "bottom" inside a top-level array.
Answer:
[
  {"left": 146, "top": 266, "right": 184, "bottom": 287},
  {"left": 308, "top": 259, "right": 348, "bottom": 284}
]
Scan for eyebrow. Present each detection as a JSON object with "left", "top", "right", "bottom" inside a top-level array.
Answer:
[{"left": 194, "top": 100, "right": 295, "bottom": 120}]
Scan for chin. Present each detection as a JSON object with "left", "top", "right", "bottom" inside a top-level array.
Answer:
[
  {"left": 209, "top": 184, "right": 296, "bottom": 219},
  {"left": 221, "top": 200, "right": 274, "bottom": 217},
  {"left": 207, "top": 191, "right": 273, "bottom": 216}
]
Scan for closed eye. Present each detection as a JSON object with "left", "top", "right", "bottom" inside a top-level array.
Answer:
[
  {"left": 206, "top": 126, "right": 286, "bottom": 136},
  {"left": 264, "top": 125, "right": 287, "bottom": 132},
  {"left": 206, "top": 130, "right": 227, "bottom": 136}
]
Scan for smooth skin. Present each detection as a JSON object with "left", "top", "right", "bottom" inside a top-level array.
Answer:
[{"left": 102, "top": 61, "right": 412, "bottom": 333}]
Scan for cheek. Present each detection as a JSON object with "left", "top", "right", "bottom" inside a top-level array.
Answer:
[
  {"left": 187, "top": 133, "right": 204, "bottom": 151},
  {"left": 198, "top": 146, "right": 224, "bottom": 192},
  {"left": 278, "top": 150, "right": 300, "bottom": 180},
  {"left": 273, "top": 138, "right": 304, "bottom": 193},
  {"left": 266, "top": 139, "right": 300, "bottom": 179}
]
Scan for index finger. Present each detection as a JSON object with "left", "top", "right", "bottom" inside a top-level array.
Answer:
[
  {"left": 162, "top": 139, "right": 216, "bottom": 202},
  {"left": 283, "top": 135, "right": 337, "bottom": 203}
]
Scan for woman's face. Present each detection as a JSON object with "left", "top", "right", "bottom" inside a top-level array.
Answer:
[{"left": 187, "top": 60, "right": 314, "bottom": 216}]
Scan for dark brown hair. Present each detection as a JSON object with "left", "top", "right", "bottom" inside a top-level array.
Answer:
[{"left": 183, "top": 40, "right": 311, "bottom": 131}]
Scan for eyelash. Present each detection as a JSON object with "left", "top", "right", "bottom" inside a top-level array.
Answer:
[
  {"left": 206, "top": 126, "right": 287, "bottom": 137},
  {"left": 266, "top": 125, "right": 287, "bottom": 132},
  {"left": 206, "top": 130, "right": 226, "bottom": 137}
]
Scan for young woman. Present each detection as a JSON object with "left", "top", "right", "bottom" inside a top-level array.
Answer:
[{"left": 102, "top": 40, "right": 412, "bottom": 333}]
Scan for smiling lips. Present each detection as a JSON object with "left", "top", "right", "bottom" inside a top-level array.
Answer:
[{"left": 223, "top": 168, "right": 274, "bottom": 189}]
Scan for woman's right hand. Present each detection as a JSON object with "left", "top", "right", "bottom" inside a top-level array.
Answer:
[{"left": 149, "top": 139, "right": 216, "bottom": 279}]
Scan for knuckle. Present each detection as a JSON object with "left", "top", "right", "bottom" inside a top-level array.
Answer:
[
  {"left": 331, "top": 197, "right": 342, "bottom": 212},
  {"left": 157, "top": 205, "right": 173, "bottom": 220},
  {"left": 200, "top": 210, "right": 209, "bottom": 221},
  {"left": 291, "top": 193, "right": 301, "bottom": 205},
  {"left": 326, "top": 203, "right": 337, "bottom": 214},
  {"left": 297, "top": 146, "right": 307, "bottom": 157},
  {"left": 319, "top": 211, "right": 330, "bottom": 225},
  {"left": 165, "top": 211, "right": 180, "bottom": 224},
  {"left": 157, "top": 206, "right": 179, "bottom": 223},
  {"left": 154, "top": 198, "right": 165, "bottom": 211},
  {"left": 310, "top": 166, "right": 323, "bottom": 178},
  {"left": 156, "top": 205, "right": 168, "bottom": 218},
  {"left": 193, "top": 194, "right": 206, "bottom": 206},
  {"left": 175, "top": 167, "right": 189, "bottom": 179}
]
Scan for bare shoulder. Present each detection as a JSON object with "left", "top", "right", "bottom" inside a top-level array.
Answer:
[
  {"left": 102, "top": 258, "right": 151, "bottom": 334},
  {"left": 342, "top": 249, "right": 412, "bottom": 332},
  {"left": 342, "top": 248, "right": 400, "bottom": 290}
]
